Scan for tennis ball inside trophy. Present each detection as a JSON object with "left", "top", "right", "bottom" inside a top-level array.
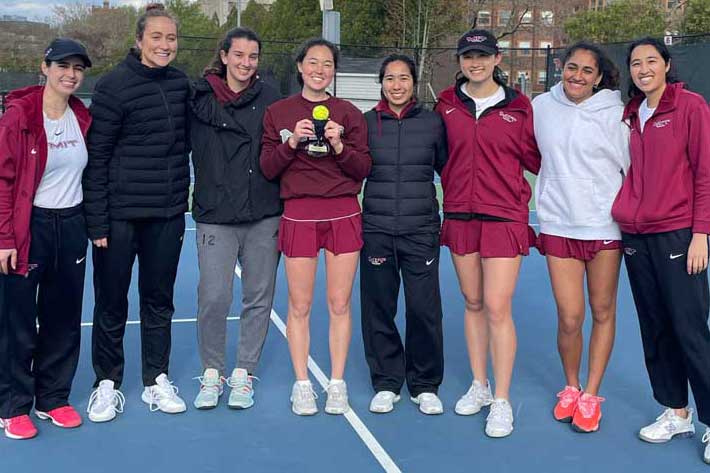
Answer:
[{"left": 307, "top": 104, "right": 330, "bottom": 158}]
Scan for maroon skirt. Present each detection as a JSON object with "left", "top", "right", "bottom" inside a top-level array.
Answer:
[
  {"left": 278, "top": 196, "right": 363, "bottom": 258},
  {"left": 537, "top": 233, "right": 622, "bottom": 262},
  {"left": 440, "top": 219, "right": 537, "bottom": 258}
]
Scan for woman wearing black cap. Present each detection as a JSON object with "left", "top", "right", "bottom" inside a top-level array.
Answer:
[
  {"left": 436, "top": 29, "right": 540, "bottom": 438},
  {"left": 0, "top": 38, "right": 92, "bottom": 439}
]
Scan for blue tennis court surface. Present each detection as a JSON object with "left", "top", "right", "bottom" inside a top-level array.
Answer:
[{"left": 1, "top": 212, "right": 708, "bottom": 472}]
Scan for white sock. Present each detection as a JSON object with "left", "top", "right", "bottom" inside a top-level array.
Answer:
[
  {"left": 330, "top": 378, "right": 344, "bottom": 385},
  {"left": 296, "top": 380, "right": 311, "bottom": 387}
]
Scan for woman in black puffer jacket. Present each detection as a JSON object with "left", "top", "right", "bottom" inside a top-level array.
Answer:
[
  {"left": 360, "top": 54, "right": 448, "bottom": 416},
  {"left": 83, "top": 3, "right": 190, "bottom": 422}
]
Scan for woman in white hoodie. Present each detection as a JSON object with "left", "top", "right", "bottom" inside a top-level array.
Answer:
[{"left": 532, "top": 42, "right": 629, "bottom": 433}]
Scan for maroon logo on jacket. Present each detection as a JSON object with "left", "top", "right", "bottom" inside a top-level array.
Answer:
[{"left": 498, "top": 111, "right": 517, "bottom": 123}]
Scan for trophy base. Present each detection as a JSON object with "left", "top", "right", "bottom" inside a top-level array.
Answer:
[{"left": 307, "top": 143, "right": 330, "bottom": 158}]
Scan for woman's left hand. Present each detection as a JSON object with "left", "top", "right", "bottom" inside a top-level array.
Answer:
[
  {"left": 324, "top": 120, "right": 344, "bottom": 155},
  {"left": 687, "top": 233, "right": 709, "bottom": 275}
]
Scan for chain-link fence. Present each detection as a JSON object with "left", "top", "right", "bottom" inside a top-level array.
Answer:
[
  {"left": 545, "top": 33, "right": 710, "bottom": 102},
  {"left": 2, "top": 33, "right": 709, "bottom": 115}
]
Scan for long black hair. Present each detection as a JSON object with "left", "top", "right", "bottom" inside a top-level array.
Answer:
[
  {"left": 626, "top": 36, "right": 679, "bottom": 99},
  {"left": 203, "top": 27, "right": 262, "bottom": 78},
  {"left": 562, "top": 41, "right": 620, "bottom": 91},
  {"left": 378, "top": 53, "right": 418, "bottom": 100},
  {"left": 294, "top": 38, "right": 339, "bottom": 88}
]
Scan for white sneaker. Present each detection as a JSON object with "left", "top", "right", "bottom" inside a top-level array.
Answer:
[
  {"left": 486, "top": 398, "right": 514, "bottom": 438},
  {"left": 142, "top": 373, "right": 187, "bottom": 414},
  {"left": 324, "top": 380, "right": 350, "bottom": 415},
  {"left": 411, "top": 392, "right": 444, "bottom": 415},
  {"left": 193, "top": 368, "right": 223, "bottom": 410},
  {"left": 703, "top": 428, "right": 710, "bottom": 464},
  {"left": 639, "top": 408, "right": 695, "bottom": 443},
  {"left": 87, "top": 380, "right": 125, "bottom": 423},
  {"left": 455, "top": 379, "right": 493, "bottom": 415},
  {"left": 369, "top": 391, "right": 400, "bottom": 414},
  {"left": 291, "top": 380, "right": 318, "bottom": 416}
]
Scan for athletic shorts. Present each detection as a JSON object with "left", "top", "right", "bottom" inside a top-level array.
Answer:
[
  {"left": 440, "top": 218, "right": 536, "bottom": 258},
  {"left": 537, "top": 233, "right": 622, "bottom": 262}
]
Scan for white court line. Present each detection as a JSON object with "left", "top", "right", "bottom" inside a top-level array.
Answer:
[
  {"left": 234, "top": 265, "right": 402, "bottom": 473},
  {"left": 80, "top": 316, "right": 239, "bottom": 328}
]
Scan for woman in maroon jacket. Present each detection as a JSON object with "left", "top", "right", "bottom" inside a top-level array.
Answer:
[
  {"left": 435, "top": 29, "right": 540, "bottom": 438},
  {"left": 260, "top": 38, "right": 371, "bottom": 416},
  {"left": 0, "top": 38, "right": 91, "bottom": 439},
  {"left": 611, "top": 37, "right": 710, "bottom": 462}
]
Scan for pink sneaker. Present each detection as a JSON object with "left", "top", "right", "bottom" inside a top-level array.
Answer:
[
  {"left": 35, "top": 405, "right": 82, "bottom": 428},
  {"left": 1, "top": 415, "right": 38, "bottom": 439},
  {"left": 553, "top": 385, "right": 581, "bottom": 422}
]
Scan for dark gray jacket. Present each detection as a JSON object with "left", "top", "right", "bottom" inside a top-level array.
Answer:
[{"left": 363, "top": 102, "right": 448, "bottom": 235}]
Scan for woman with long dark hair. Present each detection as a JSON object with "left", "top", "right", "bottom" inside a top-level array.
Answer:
[
  {"left": 533, "top": 42, "right": 629, "bottom": 433},
  {"left": 84, "top": 3, "right": 190, "bottom": 422},
  {"left": 436, "top": 29, "right": 540, "bottom": 437},
  {"left": 0, "top": 38, "right": 92, "bottom": 439},
  {"left": 612, "top": 37, "right": 710, "bottom": 463},
  {"left": 260, "top": 38, "right": 371, "bottom": 416},
  {"left": 360, "top": 54, "right": 447, "bottom": 415},
  {"left": 189, "top": 27, "right": 281, "bottom": 410}
]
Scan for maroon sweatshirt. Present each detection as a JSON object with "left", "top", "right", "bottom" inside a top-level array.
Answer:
[
  {"left": 611, "top": 83, "right": 710, "bottom": 234},
  {"left": 436, "top": 81, "right": 540, "bottom": 223},
  {"left": 260, "top": 94, "right": 371, "bottom": 205}
]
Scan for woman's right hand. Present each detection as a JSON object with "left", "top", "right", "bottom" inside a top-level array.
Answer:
[
  {"left": 288, "top": 119, "right": 315, "bottom": 149},
  {"left": 0, "top": 248, "right": 17, "bottom": 274},
  {"left": 93, "top": 238, "right": 108, "bottom": 248}
]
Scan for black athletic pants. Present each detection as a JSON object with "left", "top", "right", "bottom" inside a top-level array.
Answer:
[
  {"left": 0, "top": 205, "right": 87, "bottom": 418},
  {"left": 359, "top": 232, "right": 444, "bottom": 397},
  {"left": 622, "top": 228, "right": 710, "bottom": 425},
  {"left": 91, "top": 215, "right": 185, "bottom": 388}
]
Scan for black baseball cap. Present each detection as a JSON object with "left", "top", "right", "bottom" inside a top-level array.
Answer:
[
  {"left": 44, "top": 38, "right": 92, "bottom": 68},
  {"left": 457, "top": 29, "right": 499, "bottom": 56}
]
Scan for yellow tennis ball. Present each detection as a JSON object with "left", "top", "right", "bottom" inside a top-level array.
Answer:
[{"left": 312, "top": 105, "right": 330, "bottom": 121}]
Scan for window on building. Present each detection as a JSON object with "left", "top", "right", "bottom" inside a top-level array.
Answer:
[
  {"left": 538, "top": 41, "right": 552, "bottom": 56},
  {"left": 499, "top": 40, "right": 511, "bottom": 56},
  {"left": 477, "top": 10, "right": 491, "bottom": 26},
  {"left": 541, "top": 10, "right": 554, "bottom": 26},
  {"left": 538, "top": 70, "right": 547, "bottom": 85},
  {"left": 521, "top": 10, "right": 533, "bottom": 24},
  {"left": 498, "top": 10, "right": 511, "bottom": 26},
  {"left": 518, "top": 41, "right": 531, "bottom": 56}
]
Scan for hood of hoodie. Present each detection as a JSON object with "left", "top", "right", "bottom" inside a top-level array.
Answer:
[
  {"left": 549, "top": 82, "right": 623, "bottom": 112},
  {"left": 190, "top": 75, "right": 264, "bottom": 127}
]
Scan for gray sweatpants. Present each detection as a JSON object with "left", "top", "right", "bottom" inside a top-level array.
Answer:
[{"left": 196, "top": 217, "right": 280, "bottom": 374}]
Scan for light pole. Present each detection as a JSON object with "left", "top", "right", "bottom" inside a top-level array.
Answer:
[{"left": 237, "top": 0, "right": 241, "bottom": 27}]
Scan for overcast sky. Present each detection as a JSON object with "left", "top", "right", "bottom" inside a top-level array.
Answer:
[{"left": 0, "top": 0, "right": 156, "bottom": 22}]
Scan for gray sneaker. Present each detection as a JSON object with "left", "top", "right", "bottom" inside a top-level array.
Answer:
[
  {"left": 703, "top": 428, "right": 710, "bottom": 464},
  {"left": 290, "top": 381, "right": 318, "bottom": 416},
  {"left": 325, "top": 381, "right": 350, "bottom": 415},
  {"left": 227, "top": 368, "right": 255, "bottom": 409},
  {"left": 455, "top": 379, "right": 493, "bottom": 415},
  {"left": 486, "top": 398, "right": 514, "bottom": 438},
  {"left": 193, "top": 368, "right": 223, "bottom": 410}
]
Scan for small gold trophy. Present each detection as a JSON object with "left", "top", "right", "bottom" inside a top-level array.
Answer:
[{"left": 307, "top": 105, "right": 330, "bottom": 157}]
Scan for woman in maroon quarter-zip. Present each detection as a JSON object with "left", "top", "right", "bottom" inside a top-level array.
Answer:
[{"left": 435, "top": 28, "right": 540, "bottom": 438}]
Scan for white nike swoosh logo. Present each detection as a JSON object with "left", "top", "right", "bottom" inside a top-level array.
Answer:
[
  {"left": 603, "top": 240, "right": 614, "bottom": 245},
  {"left": 445, "top": 108, "right": 455, "bottom": 115},
  {"left": 670, "top": 253, "right": 684, "bottom": 260},
  {"left": 426, "top": 258, "right": 436, "bottom": 266},
  {"left": 76, "top": 256, "right": 86, "bottom": 264}
]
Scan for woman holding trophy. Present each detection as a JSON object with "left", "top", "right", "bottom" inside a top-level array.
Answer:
[{"left": 260, "top": 38, "right": 371, "bottom": 416}]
